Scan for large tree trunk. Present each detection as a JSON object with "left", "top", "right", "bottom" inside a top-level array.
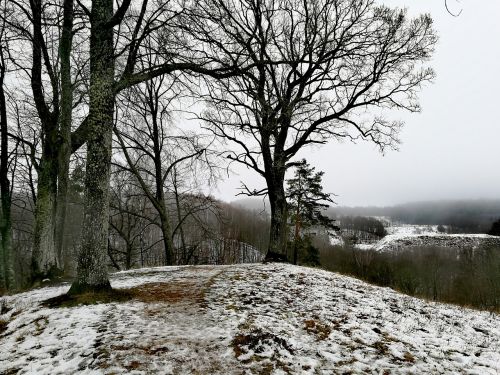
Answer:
[
  {"left": 31, "top": 131, "right": 60, "bottom": 281},
  {"left": 54, "top": 0, "right": 75, "bottom": 270},
  {"left": 159, "top": 210, "right": 175, "bottom": 266},
  {"left": 0, "top": 55, "right": 14, "bottom": 291},
  {"left": 292, "top": 200, "right": 301, "bottom": 265},
  {"left": 69, "top": 0, "right": 115, "bottom": 294},
  {"left": 0, "top": 211, "right": 12, "bottom": 292},
  {"left": 265, "top": 167, "right": 288, "bottom": 262},
  {"left": 29, "top": 0, "right": 61, "bottom": 282}
]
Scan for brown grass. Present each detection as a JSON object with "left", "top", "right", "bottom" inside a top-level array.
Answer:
[
  {"left": 0, "top": 300, "right": 11, "bottom": 315},
  {"left": 43, "top": 280, "right": 209, "bottom": 308},
  {"left": 0, "top": 318, "right": 8, "bottom": 334},
  {"left": 0, "top": 367, "right": 21, "bottom": 375},
  {"left": 110, "top": 343, "right": 170, "bottom": 356},
  {"left": 33, "top": 316, "right": 48, "bottom": 336},
  {"left": 304, "top": 319, "right": 331, "bottom": 340},
  {"left": 372, "top": 340, "right": 390, "bottom": 355},
  {"left": 124, "top": 360, "right": 142, "bottom": 371},
  {"left": 129, "top": 282, "right": 205, "bottom": 304},
  {"left": 403, "top": 351, "right": 415, "bottom": 363},
  {"left": 232, "top": 328, "right": 294, "bottom": 359}
]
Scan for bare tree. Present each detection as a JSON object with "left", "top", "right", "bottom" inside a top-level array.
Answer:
[
  {"left": 3, "top": 0, "right": 85, "bottom": 281},
  {"left": 169, "top": 166, "right": 221, "bottom": 264},
  {"left": 108, "top": 169, "right": 152, "bottom": 270},
  {"left": 183, "top": 0, "right": 437, "bottom": 259},
  {"left": 114, "top": 68, "right": 220, "bottom": 265},
  {"left": 69, "top": 0, "right": 248, "bottom": 294},
  {"left": 0, "top": 0, "right": 15, "bottom": 291}
]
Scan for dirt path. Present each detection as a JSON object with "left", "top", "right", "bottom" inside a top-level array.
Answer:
[{"left": 87, "top": 266, "right": 239, "bottom": 373}]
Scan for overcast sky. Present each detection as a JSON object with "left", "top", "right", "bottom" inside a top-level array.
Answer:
[{"left": 212, "top": 0, "right": 500, "bottom": 207}]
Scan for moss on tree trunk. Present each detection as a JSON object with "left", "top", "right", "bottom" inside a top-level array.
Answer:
[
  {"left": 31, "top": 153, "right": 60, "bottom": 282},
  {"left": 70, "top": 0, "right": 115, "bottom": 294}
]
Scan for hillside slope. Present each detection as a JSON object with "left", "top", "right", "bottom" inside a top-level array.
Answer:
[
  {"left": 353, "top": 224, "right": 500, "bottom": 252},
  {"left": 1, "top": 264, "right": 499, "bottom": 374},
  {"left": 373, "top": 233, "right": 500, "bottom": 252}
]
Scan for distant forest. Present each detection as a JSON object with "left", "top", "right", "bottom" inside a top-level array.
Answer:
[
  {"left": 328, "top": 200, "right": 500, "bottom": 234},
  {"left": 236, "top": 198, "right": 500, "bottom": 234}
]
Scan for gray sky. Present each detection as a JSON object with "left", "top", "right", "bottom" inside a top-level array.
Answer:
[{"left": 213, "top": 0, "right": 500, "bottom": 206}]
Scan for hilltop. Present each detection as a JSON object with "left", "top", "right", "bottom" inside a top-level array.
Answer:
[{"left": 1, "top": 264, "right": 499, "bottom": 374}]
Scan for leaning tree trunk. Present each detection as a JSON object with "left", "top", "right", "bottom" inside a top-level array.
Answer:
[{"left": 69, "top": 0, "right": 115, "bottom": 294}]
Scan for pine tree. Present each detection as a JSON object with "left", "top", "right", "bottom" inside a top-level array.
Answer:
[{"left": 286, "top": 160, "right": 335, "bottom": 265}]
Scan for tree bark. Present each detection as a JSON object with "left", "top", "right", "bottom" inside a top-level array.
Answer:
[
  {"left": 31, "top": 128, "right": 60, "bottom": 281},
  {"left": 150, "top": 91, "right": 175, "bottom": 266},
  {"left": 265, "top": 167, "right": 288, "bottom": 261},
  {"left": 293, "top": 198, "right": 301, "bottom": 266},
  {"left": 69, "top": 0, "right": 115, "bottom": 294},
  {"left": 54, "top": 0, "right": 75, "bottom": 270},
  {"left": 159, "top": 209, "right": 174, "bottom": 266},
  {"left": 29, "top": 0, "right": 61, "bottom": 282},
  {"left": 0, "top": 49, "right": 14, "bottom": 290},
  {"left": 173, "top": 171, "right": 187, "bottom": 264}
]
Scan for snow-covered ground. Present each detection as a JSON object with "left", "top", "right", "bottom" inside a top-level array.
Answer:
[
  {"left": 385, "top": 224, "right": 442, "bottom": 236},
  {"left": 372, "top": 232, "right": 499, "bottom": 252},
  {"left": 353, "top": 224, "right": 500, "bottom": 252},
  {"left": 329, "top": 233, "right": 344, "bottom": 247},
  {"left": 1, "top": 264, "right": 499, "bottom": 374}
]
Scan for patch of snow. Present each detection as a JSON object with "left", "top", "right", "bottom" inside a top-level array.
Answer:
[
  {"left": 353, "top": 243, "right": 374, "bottom": 251},
  {"left": 329, "top": 234, "right": 344, "bottom": 247},
  {"left": 385, "top": 224, "right": 442, "bottom": 236}
]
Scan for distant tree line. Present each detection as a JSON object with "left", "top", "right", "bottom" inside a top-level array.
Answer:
[
  {"left": 338, "top": 216, "right": 387, "bottom": 242},
  {"left": 330, "top": 200, "right": 500, "bottom": 234},
  {"left": 5, "top": 164, "right": 270, "bottom": 289}
]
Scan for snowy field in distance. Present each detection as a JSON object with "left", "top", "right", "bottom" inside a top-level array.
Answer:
[{"left": 353, "top": 222, "right": 500, "bottom": 252}]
